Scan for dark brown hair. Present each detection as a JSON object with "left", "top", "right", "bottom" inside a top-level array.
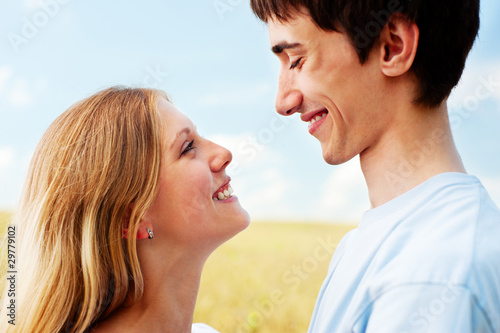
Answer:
[{"left": 251, "top": 0, "right": 480, "bottom": 108}]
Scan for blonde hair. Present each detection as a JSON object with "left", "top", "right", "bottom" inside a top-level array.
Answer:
[{"left": 0, "top": 87, "right": 167, "bottom": 332}]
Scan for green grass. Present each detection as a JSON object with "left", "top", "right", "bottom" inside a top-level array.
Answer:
[{"left": 0, "top": 212, "right": 355, "bottom": 332}]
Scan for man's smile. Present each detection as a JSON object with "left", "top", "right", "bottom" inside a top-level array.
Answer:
[{"left": 300, "top": 108, "right": 329, "bottom": 134}]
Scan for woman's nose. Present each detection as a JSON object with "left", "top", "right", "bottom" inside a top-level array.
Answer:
[{"left": 209, "top": 141, "right": 232, "bottom": 173}]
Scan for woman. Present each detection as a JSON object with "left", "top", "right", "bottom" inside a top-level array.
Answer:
[{"left": 0, "top": 87, "right": 250, "bottom": 332}]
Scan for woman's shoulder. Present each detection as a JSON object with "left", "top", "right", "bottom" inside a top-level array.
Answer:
[{"left": 192, "top": 323, "right": 221, "bottom": 333}]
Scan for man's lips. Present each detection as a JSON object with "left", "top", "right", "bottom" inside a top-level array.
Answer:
[
  {"left": 300, "top": 108, "right": 328, "bottom": 123},
  {"left": 306, "top": 109, "right": 328, "bottom": 134}
]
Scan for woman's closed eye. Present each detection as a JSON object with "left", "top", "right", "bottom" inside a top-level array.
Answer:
[{"left": 181, "top": 140, "right": 196, "bottom": 156}]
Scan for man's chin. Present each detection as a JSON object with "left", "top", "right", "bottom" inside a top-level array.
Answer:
[
  {"left": 321, "top": 146, "right": 355, "bottom": 166},
  {"left": 323, "top": 154, "right": 344, "bottom": 165}
]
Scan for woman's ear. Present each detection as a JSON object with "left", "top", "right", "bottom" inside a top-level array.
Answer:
[
  {"left": 122, "top": 206, "right": 153, "bottom": 240},
  {"left": 378, "top": 14, "right": 419, "bottom": 77},
  {"left": 123, "top": 224, "right": 153, "bottom": 240}
]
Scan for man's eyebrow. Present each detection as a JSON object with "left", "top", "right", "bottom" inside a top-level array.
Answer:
[
  {"left": 271, "top": 42, "right": 302, "bottom": 54},
  {"left": 169, "top": 127, "right": 191, "bottom": 150}
]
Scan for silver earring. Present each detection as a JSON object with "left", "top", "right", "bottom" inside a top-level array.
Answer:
[{"left": 146, "top": 227, "right": 154, "bottom": 239}]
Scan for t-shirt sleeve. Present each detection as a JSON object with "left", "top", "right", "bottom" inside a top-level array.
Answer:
[
  {"left": 191, "top": 323, "right": 221, "bottom": 333},
  {"left": 352, "top": 284, "right": 494, "bottom": 333}
]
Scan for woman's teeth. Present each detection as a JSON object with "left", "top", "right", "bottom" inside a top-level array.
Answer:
[
  {"left": 309, "top": 112, "right": 327, "bottom": 125},
  {"left": 214, "top": 184, "right": 234, "bottom": 201}
]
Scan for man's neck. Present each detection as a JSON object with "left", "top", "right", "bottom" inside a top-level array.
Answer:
[{"left": 360, "top": 102, "right": 466, "bottom": 209}]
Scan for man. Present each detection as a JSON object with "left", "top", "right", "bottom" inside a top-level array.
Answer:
[{"left": 250, "top": 0, "right": 500, "bottom": 332}]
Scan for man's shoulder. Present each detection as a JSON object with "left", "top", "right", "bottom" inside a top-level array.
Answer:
[
  {"left": 373, "top": 175, "right": 500, "bottom": 284},
  {"left": 364, "top": 183, "right": 500, "bottom": 332},
  {"left": 399, "top": 174, "right": 500, "bottom": 255}
]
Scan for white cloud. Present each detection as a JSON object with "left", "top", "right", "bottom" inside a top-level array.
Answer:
[
  {"left": 24, "top": 0, "right": 42, "bottom": 10},
  {"left": 207, "top": 132, "right": 295, "bottom": 220},
  {"left": 0, "top": 66, "right": 14, "bottom": 94},
  {"left": 0, "top": 149, "right": 32, "bottom": 209},
  {"left": 207, "top": 133, "right": 370, "bottom": 222},
  {"left": 316, "top": 157, "right": 370, "bottom": 222},
  {"left": 8, "top": 79, "right": 34, "bottom": 107},
  {"left": 0, "top": 67, "right": 46, "bottom": 108},
  {"left": 0, "top": 147, "right": 15, "bottom": 169},
  {"left": 0, "top": 147, "right": 16, "bottom": 186},
  {"left": 448, "top": 61, "right": 500, "bottom": 110},
  {"left": 207, "top": 132, "right": 277, "bottom": 174},
  {"left": 240, "top": 166, "right": 292, "bottom": 220},
  {"left": 492, "top": 66, "right": 500, "bottom": 100}
]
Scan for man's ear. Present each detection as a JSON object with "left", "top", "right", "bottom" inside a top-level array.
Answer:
[
  {"left": 378, "top": 14, "right": 419, "bottom": 77},
  {"left": 122, "top": 206, "right": 153, "bottom": 240}
]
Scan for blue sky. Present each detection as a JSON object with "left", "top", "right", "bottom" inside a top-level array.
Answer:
[{"left": 1, "top": 0, "right": 499, "bottom": 222}]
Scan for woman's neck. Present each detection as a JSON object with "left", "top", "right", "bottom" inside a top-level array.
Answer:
[{"left": 93, "top": 251, "right": 207, "bottom": 333}]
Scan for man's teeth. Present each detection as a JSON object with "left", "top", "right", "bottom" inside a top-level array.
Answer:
[
  {"left": 214, "top": 185, "right": 234, "bottom": 201},
  {"left": 309, "top": 113, "right": 327, "bottom": 125}
]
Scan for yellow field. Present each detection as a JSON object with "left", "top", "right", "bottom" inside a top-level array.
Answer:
[
  {"left": 0, "top": 211, "right": 11, "bottom": 235},
  {"left": 0, "top": 212, "right": 13, "bottom": 293},
  {"left": 0, "top": 213, "right": 354, "bottom": 332},
  {"left": 194, "top": 222, "right": 354, "bottom": 333}
]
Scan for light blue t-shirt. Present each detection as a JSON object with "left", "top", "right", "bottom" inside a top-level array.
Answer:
[
  {"left": 308, "top": 173, "right": 500, "bottom": 333},
  {"left": 192, "top": 323, "right": 220, "bottom": 332}
]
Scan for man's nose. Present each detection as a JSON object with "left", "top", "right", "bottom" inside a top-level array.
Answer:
[{"left": 275, "top": 70, "right": 302, "bottom": 116}]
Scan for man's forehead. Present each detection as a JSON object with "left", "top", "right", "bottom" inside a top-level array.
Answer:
[
  {"left": 268, "top": 15, "right": 315, "bottom": 50},
  {"left": 268, "top": 17, "right": 302, "bottom": 39}
]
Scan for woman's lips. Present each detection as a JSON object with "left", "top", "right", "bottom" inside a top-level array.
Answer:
[{"left": 212, "top": 182, "right": 234, "bottom": 201}]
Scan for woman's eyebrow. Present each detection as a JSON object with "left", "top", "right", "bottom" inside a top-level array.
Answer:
[{"left": 169, "top": 127, "right": 191, "bottom": 150}]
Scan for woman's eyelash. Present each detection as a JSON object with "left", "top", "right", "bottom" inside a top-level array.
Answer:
[
  {"left": 182, "top": 140, "right": 195, "bottom": 155},
  {"left": 289, "top": 57, "right": 303, "bottom": 69}
]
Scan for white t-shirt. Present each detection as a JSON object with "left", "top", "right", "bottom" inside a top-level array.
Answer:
[
  {"left": 308, "top": 172, "right": 500, "bottom": 333},
  {"left": 192, "top": 323, "right": 220, "bottom": 333}
]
